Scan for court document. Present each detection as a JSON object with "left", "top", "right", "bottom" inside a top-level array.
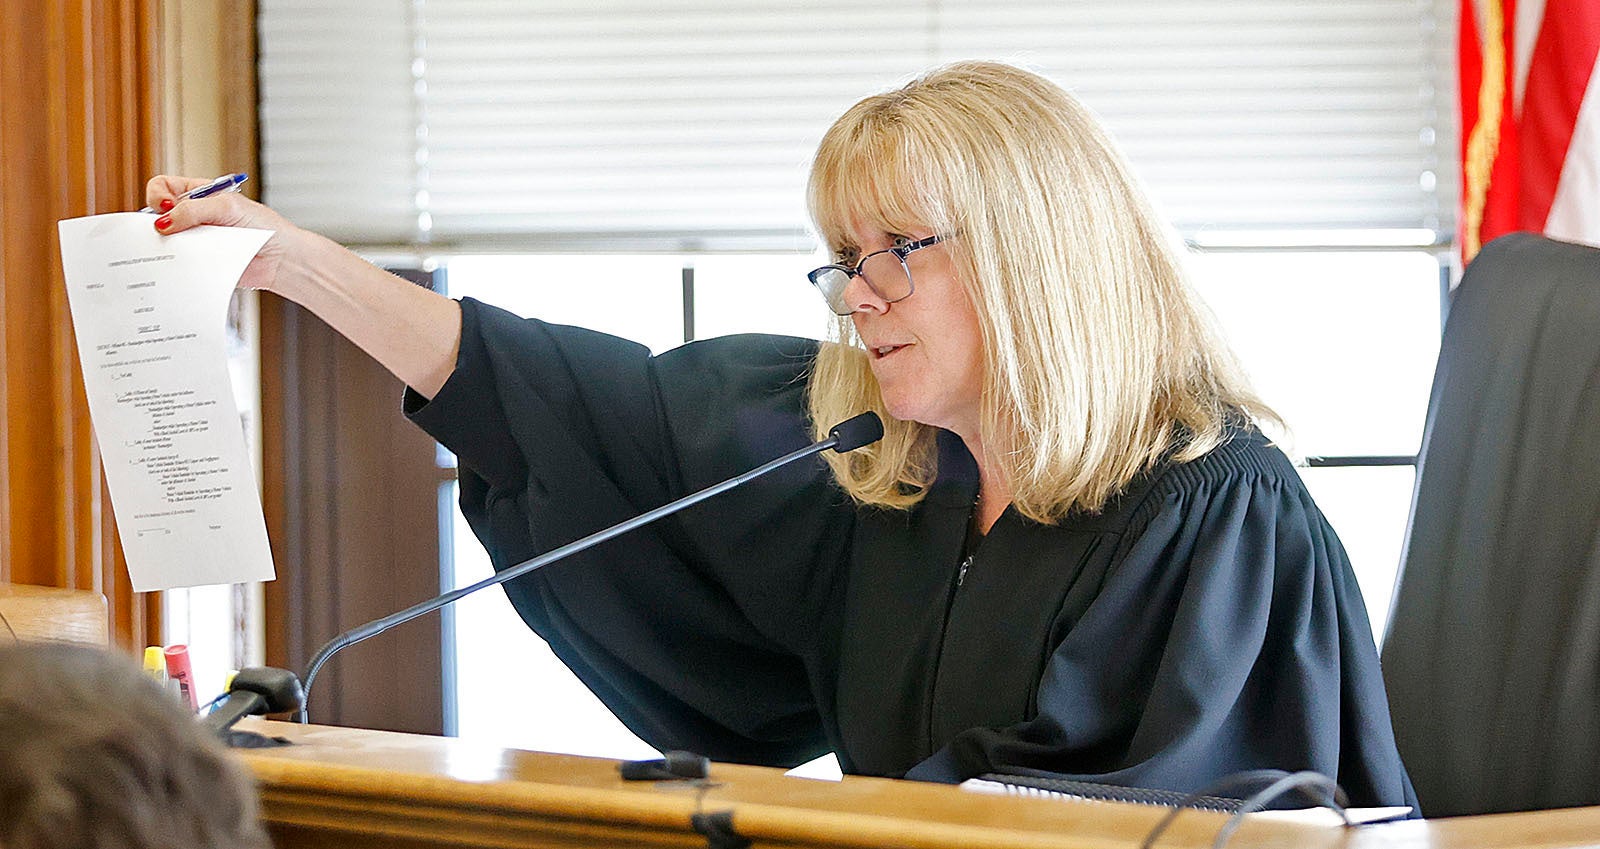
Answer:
[{"left": 58, "top": 212, "right": 276, "bottom": 591}]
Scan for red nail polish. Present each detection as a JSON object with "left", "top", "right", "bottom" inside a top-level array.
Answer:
[
  {"left": 158, "top": 198, "right": 174, "bottom": 212},
  {"left": 154, "top": 214, "right": 172, "bottom": 230}
]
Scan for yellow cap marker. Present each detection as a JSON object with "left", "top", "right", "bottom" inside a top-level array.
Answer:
[{"left": 142, "top": 646, "right": 167, "bottom": 683}]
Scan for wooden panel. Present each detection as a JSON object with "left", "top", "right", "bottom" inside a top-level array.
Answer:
[
  {"left": 0, "top": 583, "right": 107, "bottom": 645},
  {"left": 261, "top": 293, "right": 446, "bottom": 735},
  {"left": 0, "top": 0, "right": 161, "bottom": 648},
  {"left": 0, "top": 0, "right": 58, "bottom": 589},
  {"left": 236, "top": 720, "right": 1600, "bottom": 849}
]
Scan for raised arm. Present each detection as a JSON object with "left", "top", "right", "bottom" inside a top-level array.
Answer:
[{"left": 145, "top": 175, "right": 461, "bottom": 399}]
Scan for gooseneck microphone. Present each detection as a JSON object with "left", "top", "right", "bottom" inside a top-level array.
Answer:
[{"left": 297, "top": 411, "right": 884, "bottom": 722}]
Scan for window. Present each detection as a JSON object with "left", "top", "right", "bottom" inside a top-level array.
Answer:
[{"left": 1185, "top": 249, "right": 1444, "bottom": 635}]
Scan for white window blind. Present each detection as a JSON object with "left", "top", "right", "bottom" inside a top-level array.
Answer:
[{"left": 258, "top": 0, "right": 1456, "bottom": 250}]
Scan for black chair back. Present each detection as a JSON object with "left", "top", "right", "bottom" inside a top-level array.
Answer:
[{"left": 1383, "top": 232, "right": 1600, "bottom": 816}]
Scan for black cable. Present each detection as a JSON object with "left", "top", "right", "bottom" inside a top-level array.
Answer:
[
  {"left": 197, "top": 691, "right": 230, "bottom": 715},
  {"left": 1137, "top": 769, "right": 1351, "bottom": 849},
  {"left": 1210, "top": 771, "right": 1349, "bottom": 849},
  {"left": 0, "top": 609, "right": 16, "bottom": 642},
  {"left": 1139, "top": 770, "right": 1279, "bottom": 849}
]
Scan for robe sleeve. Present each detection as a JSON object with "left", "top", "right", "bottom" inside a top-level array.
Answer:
[
  {"left": 905, "top": 445, "right": 1419, "bottom": 810},
  {"left": 404, "top": 297, "right": 850, "bottom": 766}
]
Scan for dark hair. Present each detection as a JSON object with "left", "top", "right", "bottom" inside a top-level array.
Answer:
[{"left": 0, "top": 643, "right": 271, "bottom": 849}]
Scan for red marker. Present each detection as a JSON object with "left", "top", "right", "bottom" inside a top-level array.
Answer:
[{"left": 164, "top": 644, "right": 198, "bottom": 711}]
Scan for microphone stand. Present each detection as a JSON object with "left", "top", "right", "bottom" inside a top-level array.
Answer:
[{"left": 297, "top": 412, "right": 881, "bottom": 722}]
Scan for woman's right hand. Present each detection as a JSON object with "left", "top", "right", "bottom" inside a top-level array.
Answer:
[
  {"left": 144, "top": 175, "right": 304, "bottom": 296},
  {"left": 145, "top": 174, "right": 464, "bottom": 398}
]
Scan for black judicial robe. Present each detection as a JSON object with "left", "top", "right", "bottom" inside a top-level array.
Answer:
[{"left": 405, "top": 297, "right": 1418, "bottom": 809}]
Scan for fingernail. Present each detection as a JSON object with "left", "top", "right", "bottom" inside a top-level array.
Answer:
[
  {"left": 154, "top": 215, "right": 172, "bottom": 230},
  {"left": 158, "top": 198, "right": 174, "bottom": 212}
]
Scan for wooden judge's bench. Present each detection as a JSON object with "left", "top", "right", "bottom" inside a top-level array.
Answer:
[
  {"left": 4, "top": 584, "right": 1595, "bottom": 848},
  {"left": 236, "top": 719, "right": 1600, "bottom": 849}
]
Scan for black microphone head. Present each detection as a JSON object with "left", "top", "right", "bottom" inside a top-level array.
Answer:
[
  {"left": 229, "top": 667, "right": 305, "bottom": 715},
  {"left": 828, "top": 412, "right": 884, "bottom": 453}
]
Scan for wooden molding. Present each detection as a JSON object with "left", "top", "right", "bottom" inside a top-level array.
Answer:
[{"left": 0, "top": 0, "right": 162, "bottom": 648}]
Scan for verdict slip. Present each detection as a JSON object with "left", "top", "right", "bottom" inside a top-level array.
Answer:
[{"left": 58, "top": 212, "right": 276, "bottom": 591}]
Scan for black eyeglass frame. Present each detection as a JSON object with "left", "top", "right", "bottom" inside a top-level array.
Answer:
[{"left": 807, "top": 234, "right": 945, "bottom": 315}]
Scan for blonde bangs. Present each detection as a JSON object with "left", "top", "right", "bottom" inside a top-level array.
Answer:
[{"left": 808, "top": 102, "right": 952, "bottom": 256}]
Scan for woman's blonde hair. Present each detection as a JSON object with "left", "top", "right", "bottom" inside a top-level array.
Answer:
[{"left": 807, "top": 61, "right": 1278, "bottom": 523}]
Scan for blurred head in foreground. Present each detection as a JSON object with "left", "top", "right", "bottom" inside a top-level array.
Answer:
[{"left": 0, "top": 642, "right": 270, "bottom": 849}]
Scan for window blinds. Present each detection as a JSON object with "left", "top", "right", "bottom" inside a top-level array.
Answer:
[{"left": 258, "top": 0, "right": 1455, "bottom": 250}]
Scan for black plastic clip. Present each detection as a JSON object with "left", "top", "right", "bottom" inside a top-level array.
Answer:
[
  {"left": 690, "top": 809, "right": 751, "bottom": 849},
  {"left": 618, "top": 749, "right": 709, "bottom": 781}
]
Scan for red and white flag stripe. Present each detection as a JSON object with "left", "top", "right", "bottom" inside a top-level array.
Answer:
[{"left": 1460, "top": 0, "right": 1600, "bottom": 262}]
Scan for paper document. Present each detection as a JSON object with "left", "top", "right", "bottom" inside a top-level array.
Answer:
[{"left": 58, "top": 212, "right": 276, "bottom": 591}]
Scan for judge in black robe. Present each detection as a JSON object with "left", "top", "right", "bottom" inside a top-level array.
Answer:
[
  {"left": 144, "top": 61, "right": 1417, "bottom": 811},
  {"left": 405, "top": 297, "right": 1418, "bottom": 809}
]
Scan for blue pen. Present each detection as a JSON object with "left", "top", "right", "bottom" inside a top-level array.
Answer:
[{"left": 140, "top": 173, "right": 248, "bottom": 213}]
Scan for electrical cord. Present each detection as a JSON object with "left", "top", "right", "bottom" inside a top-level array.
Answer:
[
  {"left": 0, "top": 609, "right": 16, "bottom": 642},
  {"left": 1138, "top": 769, "right": 1350, "bottom": 849},
  {"left": 1209, "top": 771, "right": 1349, "bottom": 849},
  {"left": 197, "top": 691, "right": 231, "bottom": 715}
]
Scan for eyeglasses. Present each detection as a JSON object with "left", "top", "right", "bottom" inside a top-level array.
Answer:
[{"left": 807, "top": 234, "right": 944, "bottom": 316}]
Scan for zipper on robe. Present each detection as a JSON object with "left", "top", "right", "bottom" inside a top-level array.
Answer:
[{"left": 925, "top": 510, "right": 980, "bottom": 752}]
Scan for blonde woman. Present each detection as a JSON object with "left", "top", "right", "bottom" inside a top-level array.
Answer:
[{"left": 149, "top": 62, "right": 1415, "bottom": 808}]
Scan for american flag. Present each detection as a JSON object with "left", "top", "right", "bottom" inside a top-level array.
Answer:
[{"left": 1459, "top": 0, "right": 1600, "bottom": 261}]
